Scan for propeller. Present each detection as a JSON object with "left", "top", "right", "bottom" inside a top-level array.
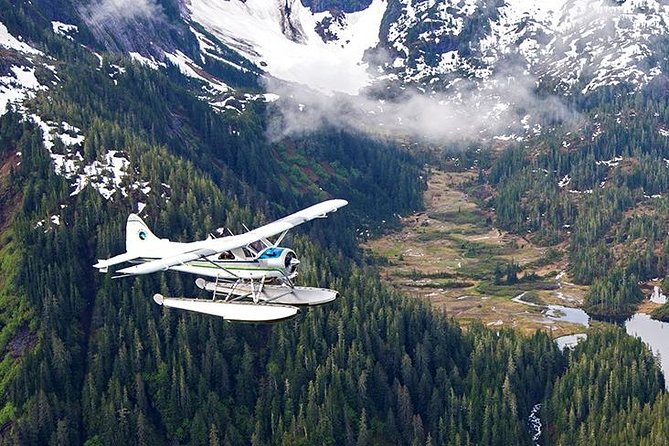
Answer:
[{"left": 284, "top": 251, "right": 300, "bottom": 273}]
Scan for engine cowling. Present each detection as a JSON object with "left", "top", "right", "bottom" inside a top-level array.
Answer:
[{"left": 257, "top": 247, "right": 300, "bottom": 277}]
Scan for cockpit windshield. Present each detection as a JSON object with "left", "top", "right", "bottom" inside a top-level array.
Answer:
[{"left": 258, "top": 247, "right": 284, "bottom": 259}]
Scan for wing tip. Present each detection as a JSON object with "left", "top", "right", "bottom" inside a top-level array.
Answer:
[{"left": 329, "top": 198, "right": 348, "bottom": 209}]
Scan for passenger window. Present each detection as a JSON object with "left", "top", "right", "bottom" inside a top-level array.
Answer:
[{"left": 219, "top": 251, "right": 235, "bottom": 260}]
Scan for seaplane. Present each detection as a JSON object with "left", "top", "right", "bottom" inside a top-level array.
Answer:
[{"left": 94, "top": 199, "right": 348, "bottom": 322}]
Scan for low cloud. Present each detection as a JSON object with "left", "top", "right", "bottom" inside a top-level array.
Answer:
[
  {"left": 78, "top": 0, "right": 168, "bottom": 53},
  {"left": 79, "top": 0, "right": 164, "bottom": 27},
  {"left": 264, "top": 66, "right": 579, "bottom": 144}
]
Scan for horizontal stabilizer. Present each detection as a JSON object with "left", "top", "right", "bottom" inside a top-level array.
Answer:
[
  {"left": 152, "top": 294, "right": 299, "bottom": 322},
  {"left": 94, "top": 251, "right": 142, "bottom": 270}
]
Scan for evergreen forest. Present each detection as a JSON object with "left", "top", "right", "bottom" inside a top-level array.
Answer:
[{"left": 0, "top": 1, "right": 668, "bottom": 445}]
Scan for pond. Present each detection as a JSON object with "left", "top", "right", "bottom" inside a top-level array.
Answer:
[
  {"left": 545, "top": 305, "right": 590, "bottom": 327},
  {"left": 553, "top": 313, "right": 668, "bottom": 389},
  {"left": 554, "top": 333, "right": 588, "bottom": 351},
  {"left": 515, "top": 285, "right": 667, "bottom": 387},
  {"left": 625, "top": 313, "right": 669, "bottom": 390},
  {"left": 512, "top": 292, "right": 590, "bottom": 327}
]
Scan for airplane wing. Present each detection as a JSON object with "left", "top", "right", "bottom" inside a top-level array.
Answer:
[{"left": 116, "top": 199, "right": 348, "bottom": 276}]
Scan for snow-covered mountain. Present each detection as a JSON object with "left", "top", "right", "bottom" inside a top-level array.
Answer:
[
  {"left": 186, "top": 0, "right": 387, "bottom": 94},
  {"left": 5, "top": 0, "right": 669, "bottom": 99},
  {"left": 377, "top": 0, "right": 669, "bottom": 95},
  {"left": 172, "top": 0, "right": 669, "bottom": 97},
  {"left": 3, "top": 0, "right": 669, "bottom": 148}
]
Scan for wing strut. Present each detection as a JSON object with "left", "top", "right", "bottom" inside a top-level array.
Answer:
[{"left": 274, "top": 229, "right": 290, "bottom": 247}]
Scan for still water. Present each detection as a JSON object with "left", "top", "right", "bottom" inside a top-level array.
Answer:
[
  {"left": 625, "top": 313, "right": 669, "bottom": 389},
  {"left": 545, "top": 305, "right": 590, "bottom": 326},
  {"left": 552, "top": 312, "right": 669, "bottom": 389},
  {"left": 555, "top": 333, "right": 588, "bottom": 351}
]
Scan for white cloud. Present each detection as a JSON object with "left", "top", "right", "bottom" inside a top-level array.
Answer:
[
  {"left": 265, "top": 65, "right": 579, "bottom": 143},
  {"left": 79, "top": 0, "right": 164, "bottom": 27}
]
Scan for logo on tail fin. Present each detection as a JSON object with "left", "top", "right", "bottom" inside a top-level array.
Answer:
[{"left": 138, "top": 230, "right": 148, "bottom": 240}]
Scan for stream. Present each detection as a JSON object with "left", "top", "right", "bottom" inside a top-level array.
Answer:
[
  {"left": 529, "top": 286, "right": 669, "bottom": 446},
  {"left": 528, "top": 403, "right": 542, "bottom": 446}
]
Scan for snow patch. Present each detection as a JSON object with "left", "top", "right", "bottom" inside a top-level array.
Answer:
[
  {"left": 651, "top": 286, "right": 667, "bottom": 304},
  {"left": 129, "top": 52, "right": 164, "bottom": 70},
  {"left": 558, "top": 174, "right": 571, "bottom": 188},
  {"left": 70, "top": 151, "right": 129, "bottom": 199},
  {"left": 595, "top": 156, "right": 623, "bottom": 167},
  {"left": 30, "top": 115, "right": 153, "bottom": 201},
  {"left": 51, "top": 21, "right": 79, "bottom": 40},
  {"left": 0, "top": 66, "right": 48, "bottom": 115},
  {"left": 35, "top": 214, "right": 63, "bottom": 232},
  {"left": 0, "top": 22, "right": 42, "bottom": 55},
  {"left": 165, "top": 50, "right": 230, "bottom": 94}
]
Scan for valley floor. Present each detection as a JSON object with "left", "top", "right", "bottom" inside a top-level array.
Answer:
[{"left": 364, "top": 170, "right": 663, "bottom": 337}]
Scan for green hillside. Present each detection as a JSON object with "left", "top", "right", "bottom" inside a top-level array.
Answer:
[{"left": 0, "top": 1, "right": 668, "bottom": 444}]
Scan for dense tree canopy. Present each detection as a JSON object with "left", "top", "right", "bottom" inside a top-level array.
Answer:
[{"left": 0, "top": 3, "right": 668, "bottom": 445}]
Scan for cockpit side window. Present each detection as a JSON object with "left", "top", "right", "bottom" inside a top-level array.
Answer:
[{"left": 250, "top": 241, "right": 265, "bottom": 253}]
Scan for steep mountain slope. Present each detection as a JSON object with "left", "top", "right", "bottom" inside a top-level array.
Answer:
[
  {"left": 0, "top": 23, "right": 48, "bottom": 115},
  {"left": 377, "top": 0, "right": 669, "bottom": 94},
  {"left": 174, "top": 0, "right": 669, "bottom": 99},
  {"left": 0, "top": 0, "right": 668, "bottom": 445},
  {"left": 4, "top": 0, "right": 666, "bottom": 142},
  {"left": 186, "top": 0, "right": 387, "bottom": 94},
  {"left": 6, "top": 0, "right": 666, "bottom": 101}
]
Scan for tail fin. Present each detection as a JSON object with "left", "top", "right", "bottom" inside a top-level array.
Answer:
[{"left": 126, "top": 214, "right": 160, "bottom": 253}]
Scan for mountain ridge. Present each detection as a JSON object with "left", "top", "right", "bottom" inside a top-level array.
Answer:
[{"left": 1, "top": 1, "right": 669, "bottom": 444}]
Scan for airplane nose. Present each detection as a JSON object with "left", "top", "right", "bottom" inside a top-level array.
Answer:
[
  {"left": 284, "top": 252, "right": 300, "bottom": 273},
  {"left": 284, "top": 252, "right": 300, "bottom": 274}
]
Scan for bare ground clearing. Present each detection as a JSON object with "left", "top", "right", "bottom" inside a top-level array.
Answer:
[{"left": 365, "top": 171, "right": 592, "bottom": 337}]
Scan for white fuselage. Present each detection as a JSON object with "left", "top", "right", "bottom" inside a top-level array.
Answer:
[{"left": 132, "top": 238, "right": 299, "bottom": 281}]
